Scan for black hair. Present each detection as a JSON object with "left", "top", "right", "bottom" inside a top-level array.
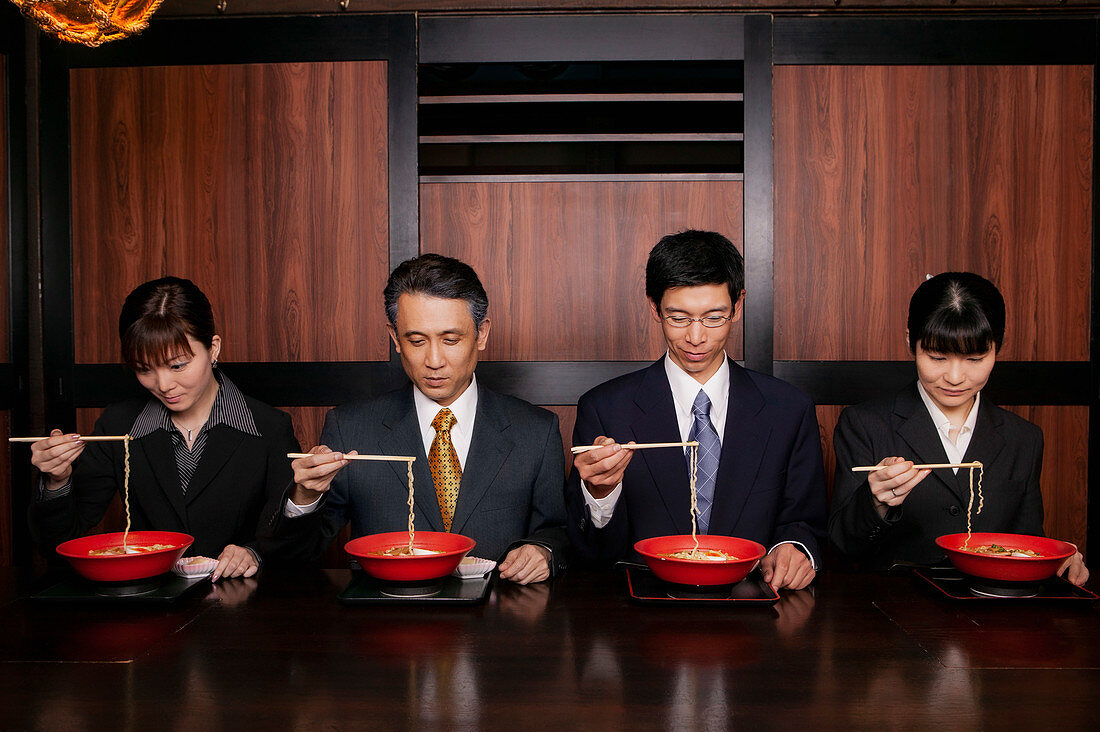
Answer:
[
  {"left": 907, "top": 272, "right": 1006, "bottom": 354},
  {"left": 645, "top": 230, "right": 745, "bottom": 307},
  {"left": 384, "top": 253, "right": 489, "bottom": 328},
  {"left": 118, "top": 277, "right": 217, "bottom": 370}
]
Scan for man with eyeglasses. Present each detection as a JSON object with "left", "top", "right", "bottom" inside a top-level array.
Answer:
[{"left": 565, "top": 230, "right": 826, "bottom": 590}]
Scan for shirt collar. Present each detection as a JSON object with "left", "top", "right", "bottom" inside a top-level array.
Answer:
[
  {"left": 129, "top": 370, "right": 259, "bottom": 440},
  {"left": 413, "top": 373, "right": 479, "bottom": 437},
  {"left": 663, "top": 352, "right": 730, "bottom": 415},
  {"left": 916, "top": 381, "right": 980, "bottom": 436}
]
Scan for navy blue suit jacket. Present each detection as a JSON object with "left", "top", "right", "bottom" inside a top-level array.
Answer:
[{"left": 565, "top": 358, "right": 827, "bottom": 565}]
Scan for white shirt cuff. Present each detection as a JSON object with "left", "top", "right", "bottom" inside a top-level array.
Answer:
[
  {"left": 768, "top": 540, "right": 818, "bottom": 571},
  {"left": 284, "top": 495, "right": 322, "bottom": 517},
  {"left": 582, "top": 480, "right": 623, "bottom": 529}
]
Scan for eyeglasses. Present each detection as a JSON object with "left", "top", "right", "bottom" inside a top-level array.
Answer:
[{"left": 662, "top": 314, "right": 733, "bottom": 329}]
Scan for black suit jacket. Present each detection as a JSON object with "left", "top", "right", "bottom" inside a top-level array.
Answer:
[
  {"left": 565, "top": 358, "right": 827, "bottom": 565},
  {"left": 30, "top": 396, "right": 300, "bottom": 561},
  {"left": 279, "top": 383, "right": 569, "bottom": 573},
  {"left": 829, "top": 382, "right": 1045, "bottom": 569}
]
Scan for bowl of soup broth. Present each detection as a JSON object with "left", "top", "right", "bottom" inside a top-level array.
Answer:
[
  {"left": 345, "top": 531, "right": 476, "bottom": 582},
  {"left": 56, "top": 531, "right": 194, "bottom": 582},
  {"left": 634, "top": 535, "right": 767, "bottom": 586},
  {"left": 936, "top": 532, "right": 1075, "bottom": 582}
]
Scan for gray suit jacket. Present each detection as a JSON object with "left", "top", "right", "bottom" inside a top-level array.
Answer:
[{"left": 285, "top": 383, "right": 568, "bottom": 573}]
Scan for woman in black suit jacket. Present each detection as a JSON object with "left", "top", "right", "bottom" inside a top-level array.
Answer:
[
  {"left": 29, "top": 277, "right": 300, "bottom": 580},
  {"left": 829, "top": 272, "right": 1088, "bottom": 584}
]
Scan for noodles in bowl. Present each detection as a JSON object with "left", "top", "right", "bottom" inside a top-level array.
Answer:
[
  {"left": 936, "top": 532, "right": 1075, "bottom": 583},
  {"left": 346, "top": 531, "right": 476, "bottom": 582},
  {"left": 56, "top": 530, "right": 194, "bottom": 582},
  {"left": 635, "top": 535, "right": 766, "bottom": 586}
]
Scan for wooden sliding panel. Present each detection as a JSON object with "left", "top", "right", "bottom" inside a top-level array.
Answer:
[
  {"left": 774, "top": 65, "right": 1092, "bottom": 362},
  {"left": 421, "top": 181, "right": 744, "bottom": 362},
  {"left": 70, "top": 61, "right": 390, "bottom": 364}
]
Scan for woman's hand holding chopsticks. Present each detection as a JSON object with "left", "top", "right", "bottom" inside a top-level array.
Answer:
[
  {"left": 29, "top": 429, "right": 86, "bottom": 491},
  {"left": 865, "top": 457, "right": 931, "bottom": 516}
]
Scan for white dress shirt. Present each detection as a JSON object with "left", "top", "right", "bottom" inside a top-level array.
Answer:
[
  {"left": 916, "top": 382, "right": 980, "bottom": 472},
  {"left": 285, "top": 377, "right": 480, "bottom": 517}
]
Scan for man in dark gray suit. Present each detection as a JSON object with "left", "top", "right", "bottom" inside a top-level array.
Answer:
[{"left": 285, "top": 254, "right": 566, "bottom": 583}]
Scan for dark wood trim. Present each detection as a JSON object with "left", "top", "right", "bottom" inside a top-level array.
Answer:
[
  {"left": 420, "top": 173, "right": 745, "bottom": 182},
  {"left": 387, "top": 13, "right": 419, "bottom": 269},
  {"left": 73, "top": 361, "right": 660, "bottom": 407},
  {"left": 774, "top": 16, "right": 1097, "bottom": 64},
  {"left": 419, "top": 14, "right": 746, "bottom": 63},
  {"left": 774, "top": 362, "right": 1094, "bottom": 406},
  {"left": 743, "top": 14, "right": 772, "bottom": 375},
  {"left": 1088, "top": 18, "right": 1100, "bottom": 563},
  {"left": 54, "top": 15, "right": 409, "bottom": 67},
  {"left": 420, "top": 93, "right": 745, "bottom": 103}
]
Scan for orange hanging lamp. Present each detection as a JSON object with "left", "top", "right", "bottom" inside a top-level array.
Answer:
[{"left": 9, "top": 1, "right": 165, "bottom": 47}]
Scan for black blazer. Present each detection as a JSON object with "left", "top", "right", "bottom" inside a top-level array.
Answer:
[
  {"left": 30, "top": 396, "right": 301, "bottom": 561},
  {"left": 277, "top": 383, "right": 569, "bottom": 573},
  {"left": 564, "top": 358, "right": 827, "bottom": 565},
  {"left": 829, "top": 382, "right": 1045, "bottom": 569}
]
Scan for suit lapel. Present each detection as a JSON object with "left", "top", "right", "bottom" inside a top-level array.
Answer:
[
  {"left": 135, "top": 431, "right": 187, "bottom": 525},
  {"left": 894, "top": 385, "right": 964, "bottom": 503},
  {"left": 631, "top": 362, "right": 693, "bottom": 535},
  {"left": 184, "top": 426, "right": 245, "bottom": 505},
  {"left": 708, "top": 361, "right": 770, "bottom": 535},
  {"left": 450, "top": 386, "right": 511, "bottom": 535},
  {"left": 958, "top": 397, "right": 1005, "bottom": 494},
  {"left": 379, "top": 388, "right": 441, "bottom": 532}
]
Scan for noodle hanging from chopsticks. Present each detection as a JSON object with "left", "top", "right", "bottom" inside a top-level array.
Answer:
[
  {"left": 962, "top": 461, "right": 984, "bottom": 549},
  {"left": 122, "top": 436, "right": 132, "bottom": 550},
  {"left": 407, "top": 460, "right": 415, "bottom": 553},
  {"left": 687, "top": 443, "right": 700, "bottom": 558}
]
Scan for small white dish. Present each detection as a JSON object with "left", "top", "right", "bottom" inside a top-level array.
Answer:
[
  {"left": 453, "top": 555, "right": 496, "bottom": 579},
  {"left": 173, "top": 556, "right": 217, "bottom": 579}
]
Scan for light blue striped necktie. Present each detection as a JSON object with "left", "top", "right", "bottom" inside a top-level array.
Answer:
[{"left": 687, "top": 389, "right": 720, "bottom": 534}]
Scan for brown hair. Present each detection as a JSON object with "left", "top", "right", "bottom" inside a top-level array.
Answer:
[{"left": 118, "top": 277, "right": 216, "bottom": 370}]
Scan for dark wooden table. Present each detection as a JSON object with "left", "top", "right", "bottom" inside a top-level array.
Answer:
[{"left": 2, "top": 567, "right": 1098, "bottom": 729}]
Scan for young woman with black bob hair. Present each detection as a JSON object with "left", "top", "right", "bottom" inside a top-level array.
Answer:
[
  {"left": 29, "top": 277, "right": 300, "bottom": 580},
  {"left": 829, "top": 272, "right": 1087, "bottom": 584}
]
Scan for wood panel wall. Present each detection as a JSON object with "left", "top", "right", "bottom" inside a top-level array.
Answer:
[
  {"left": 420, "top": 180, "right": 744, "bottom": 362},
  {"left": 0, "top": 412, "right": 10, "bottom": 567},
  {"left": 69, "top": 61, "right": 390, "bottom": 364},
  {"left": 774, "top": 65, "right": 1092, "bottom": 362},
  {"left": 782, "top": 66, "right": 1093, "bottom": 555}
]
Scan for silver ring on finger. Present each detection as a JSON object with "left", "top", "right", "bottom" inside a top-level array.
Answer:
[{"left": 890, "top": 488, "right": 897, "bottom": 497}]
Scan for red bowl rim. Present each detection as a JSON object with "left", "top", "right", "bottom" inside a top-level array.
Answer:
[
  {"left": 55, "top": 531, "right": 195, "bottom": 560},
  {"left": 934, "top": 532, "right": 1076, "bottom": 562},
  {"left": 345, "top": 531, "right": 476, "bottom": 561},
  {"left": 634, "top": 535, "right": 767, "bottom": 565}
]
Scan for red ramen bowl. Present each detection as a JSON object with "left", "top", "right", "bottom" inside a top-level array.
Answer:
[
  {"left": 56, "top": 531, "right": 194, "bottom": 583},
  {"left": 345, "top": 531, "right": 476, "bottom": 582},
  {"left": 936, "top": 532, "right": 1075, "bottom": 582},
  {"left": 634, "top": 535, "right": 767, "bottom": 586}
]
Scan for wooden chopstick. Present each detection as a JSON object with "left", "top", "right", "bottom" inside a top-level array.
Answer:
[
  {"left": 570, "top": 441, "right": 699, "bottom": 455},
  {"left": 9, "top": 435, "right": 131, "bottom": 443},
  {"left": 851, "top": 461, "right": 982, "bottom": 472},
  {"left": 287, "top": 453, "right": 415, "bottom": 463}
]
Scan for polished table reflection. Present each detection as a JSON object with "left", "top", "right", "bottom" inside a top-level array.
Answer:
[{"left": 2, "top": 567, "right": 1098, "bottom": 728}]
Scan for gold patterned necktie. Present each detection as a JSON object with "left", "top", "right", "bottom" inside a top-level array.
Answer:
[{"left": 429, "top": 408, "right": 462, "bottom": 532}]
